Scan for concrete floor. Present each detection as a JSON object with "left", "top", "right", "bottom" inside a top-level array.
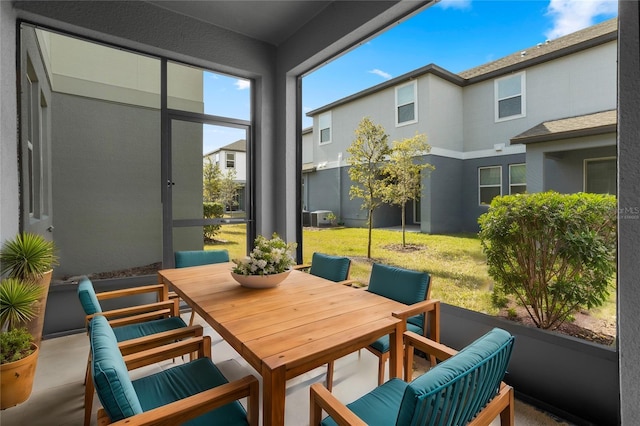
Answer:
[{"left": 0, "top": 313, "right": 572, "bottom": 425}]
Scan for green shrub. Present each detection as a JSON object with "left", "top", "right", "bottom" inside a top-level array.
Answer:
[
  {"left": 478, "top": 192, "right": 617, "bottom": 330},
  {"left": 203, "top": 202, "right": 225, "bottom": 242},
  {"left": 1, "top": 328, "right": 34, "bottom": 364}
]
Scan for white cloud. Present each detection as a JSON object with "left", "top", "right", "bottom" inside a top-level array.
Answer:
[
  {"left": 369, "top": 69, "right": 392, "bottom": 80},
  {"left": 545, "top": 0, "right": 617, "bottom": 40},
  {"left": 437, "top": 0, "right": 472, "bottom": 10},
  {"left": 234, "top": 79, "right": 250, "bottom": 90}
]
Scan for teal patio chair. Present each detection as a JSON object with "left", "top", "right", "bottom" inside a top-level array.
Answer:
[
  {"left": 89, "top": 315, "right": 259, "bottom": 425},
  {"left": 311, "top": 328, "right": 515, "bottom": 426},
  {"left": 174, "top": 249, "right": 230, "bottom": 268},
  {"left": 77, "top": 276, "right": 201, "bottom": 426},
  {"left": 173, "top": 249, "right": 230, "bottom": 325},
  {"left": 294, "top": 252, "right": 353, "bottom": 284},
  {"left": 327, "top": 263, "right": 440, "bottom": 389}
]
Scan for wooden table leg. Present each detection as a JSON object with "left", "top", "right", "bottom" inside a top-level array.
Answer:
[
  {"left": 389, "top": 322, "right": 403, "bottom": 379},
  {"left": 262, "top": 364, "right": 287, "bottom": 426}
]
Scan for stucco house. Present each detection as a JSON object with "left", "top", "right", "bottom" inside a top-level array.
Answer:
[
  {"left": 304, "top": 18, "right": 617, "bottom": 233},
  {"left": 204, "top": 139, "right": 248, "bottom": 212}
]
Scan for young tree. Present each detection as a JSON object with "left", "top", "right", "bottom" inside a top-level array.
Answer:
[
  {"left": 202, "top": 158, "right": 239, "bottom": 241},
  {"left": 203, "top": 158, "right": 222, "bottom": 202},
  {"left": 347, "top": 117, "right": 391, "bottom": 258},
  {"left": 478, "top": 192, "right": 617, "bottom": 330},
  {"left": 219, "top": 167, "right": 239, "bottom": 213},
  {"left": 382, "top": 133, "right": 434, "bottom": 247}
]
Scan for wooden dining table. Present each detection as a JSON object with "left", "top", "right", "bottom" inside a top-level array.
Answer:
[{"left": 158, "top": 262, "right": 407, "bottom": 426}]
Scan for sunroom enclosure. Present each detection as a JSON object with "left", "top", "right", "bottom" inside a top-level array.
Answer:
[{"left": 1, "top": 1, "right": 639, "bottom": 425}]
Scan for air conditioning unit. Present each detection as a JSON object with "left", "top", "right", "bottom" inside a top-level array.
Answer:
[{"left": 311, "top": 210, "right": 333, "bottom": 227}]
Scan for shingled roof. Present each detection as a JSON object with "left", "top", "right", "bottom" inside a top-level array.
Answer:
[
  {"left": 460, "top": 18, "right": 617, "bottom": 81},
  {"left": 511, "top": 110, "right": 616, "bottom": 144},
  {"left": 308, "top": 18, "right": 617, "bottom": 116}
]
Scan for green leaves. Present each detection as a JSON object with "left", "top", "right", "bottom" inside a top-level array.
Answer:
[
  {"left": 0, "top": 327, "right": 34, "bottom": 363},
  {"left": 478, "top": 192, "right": 617, "bottom": 329},
  {"left": 0, "top": 278, "right": 42, "bottom": 331},
  {"left": 0, "top": 232, "right": 57, "bottom": 280}
]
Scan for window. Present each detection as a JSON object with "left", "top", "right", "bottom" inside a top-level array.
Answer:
[
  {"left": 585, "top": 157, "right": 616, "bottom": 195},
  {"left": 226, "top": 152, "right": 236, "bottom": 169},
  {"left": 495, "top": 72, "right": 525, "bottom": 121},
  {"left": 509, "top": 164, "right": 526, "bottom": 194},
  {"left": 319, "top": 112, "right": 331, "bottom": 144},
  {"left": 479, "top": 166, "right": 502, "bottom": 205},
  {"left": 396, "top": 82, "right": 417, "bottom": 125}
]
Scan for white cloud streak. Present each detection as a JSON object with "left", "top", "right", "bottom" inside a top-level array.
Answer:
[
  {"left": 369, "top": 69, "right": 392, "bottom": 80},
  {"left": 235, "top": 79, "right": 250, "bottom": 90},
  {"left": 545, "top": 0, "right": 617, "bottom": 40},
  {"left": 437, "top": 0, "right": 472, "bottom": 10}
]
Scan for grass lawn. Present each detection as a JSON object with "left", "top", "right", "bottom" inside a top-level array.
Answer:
[
  {"left": 207, "top": 224, "right": 617, "bottom": 332},
  {"left": 208, "top": 224, "right": 497, "bottom": 314}
]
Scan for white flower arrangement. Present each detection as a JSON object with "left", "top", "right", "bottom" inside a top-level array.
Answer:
[{"left": 232, "top": 233, "right": 297, "bottom": 276}]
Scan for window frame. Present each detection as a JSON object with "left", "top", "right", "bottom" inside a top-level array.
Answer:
[
  {"left": 318, "top": 111, "right": 332, "bottom": 145},
  {"left": 226, "top": 152, "right": 236, "bottom": 169},
  {"left": 478, "top": 165, "right": 502, "bottom": 206},
  {"left": 494, "top": 72, "right": 526, "bottom": 122},
  {"left": 509, "top": 163, "right": 527, "bottom": 194},
  {"left": 395, "top": 81, "right": 418, "bottom": 126}
]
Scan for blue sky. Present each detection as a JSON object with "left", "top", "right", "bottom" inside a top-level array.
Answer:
[{"left": 203, "top": 0, "right": 617, "bottom": 152}]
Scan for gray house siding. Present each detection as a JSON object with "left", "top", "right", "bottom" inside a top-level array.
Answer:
[
  {"left": 544, "top": 144, "right": 616, "bottom": 194},
  {"left": 305, "top": 166, "right": 401, "bottom": 229},
  {"left": 421, "top": 155, "right": 463, "bottom": 234},
  {"left": 524, "top": 133, "right": 617, "bottom": 193},
  {"left": 461, "top": 153, "right": 527, "bottom": 233}
]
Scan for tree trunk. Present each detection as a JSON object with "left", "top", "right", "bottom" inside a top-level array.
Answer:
[
  {"left": 367, "top": 209, "right": 373, "bottom": 258},
  {"left": 401, "top": 204, "right": 406, "bottom": 247}
]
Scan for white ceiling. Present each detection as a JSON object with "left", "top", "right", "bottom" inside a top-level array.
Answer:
[{"left": 147, "top": 1, "right": 333, "bottom": 46}]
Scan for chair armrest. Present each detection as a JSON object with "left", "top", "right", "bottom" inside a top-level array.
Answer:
[
  {"left": 338, "top": 279, "right": 360, "bottom": 287},
  {"left": 404, "top": 331, "right": 457, "bottom": 361},
  {"left": 87, "top": 299, "right": 180, "bottom": 324},
  {"left": 393, "top": 299, "right": 440, "bottom": 343},
  {"left": 391, "top": 298, "right": 440, "bottom": 320},
  {"left": 293, "top": 263, "right": 311, "bottom": 271},
  {"left": 106, "top": 375, "right": 260, "bottom": 426},
  {"left": 123, "top": 335, "right": 212, "bottom": 370},
  {"left": 310, "top": 383, "right": 367, "bottom": 426},
  {"left": 96, "top": 284, "right": 168, "bottom": 302},
  {"left": 103, "top": 309, "right": 173, "bottom": 329},
  {"left": 117, "top": 325, "right": 203, "bottom": 356}
]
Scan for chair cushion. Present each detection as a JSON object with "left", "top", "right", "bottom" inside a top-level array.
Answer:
[
  {"left": 77, "top": 276, "right": 102, "bottom": 315},
  {"left": 369, "top": 322, "right": 422, "bottom": 354},
  {"left": 112, "top": 316, "right": 187, "bottom": 342},
  {"left": 175, "top": 250, "right": 229, "bottom": 268},
  {"left": 396, "top": 328, "right": 514, "bottom": 425},
  {"left": 321, "top": 378, "right": 407, "bottom": 426},
  {"left": 367, "top": 263, "right": 430, "bottom": 306},
  {"left": 133, "top": 357, "right": 248, "bottom": 426},
  {"left": 90, "top": 315, "right": 143, "bottom": 421},
  {"left": 309, "top": 253, "right": 351, "bottom": 282},
  {"left": 367, "top": 263, "right": 430, "bottom": 329}
]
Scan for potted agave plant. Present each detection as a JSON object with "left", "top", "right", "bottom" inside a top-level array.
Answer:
[
  {"left": 0, "top": 277, "right": 43, "bottom": 409},
  {"left": 0, "top": 232, "right": 58, "bottom": 347}
]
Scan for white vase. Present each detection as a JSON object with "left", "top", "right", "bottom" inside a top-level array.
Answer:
[{"left": 231, "top": 270, "right": 291, "bottom": 289}]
